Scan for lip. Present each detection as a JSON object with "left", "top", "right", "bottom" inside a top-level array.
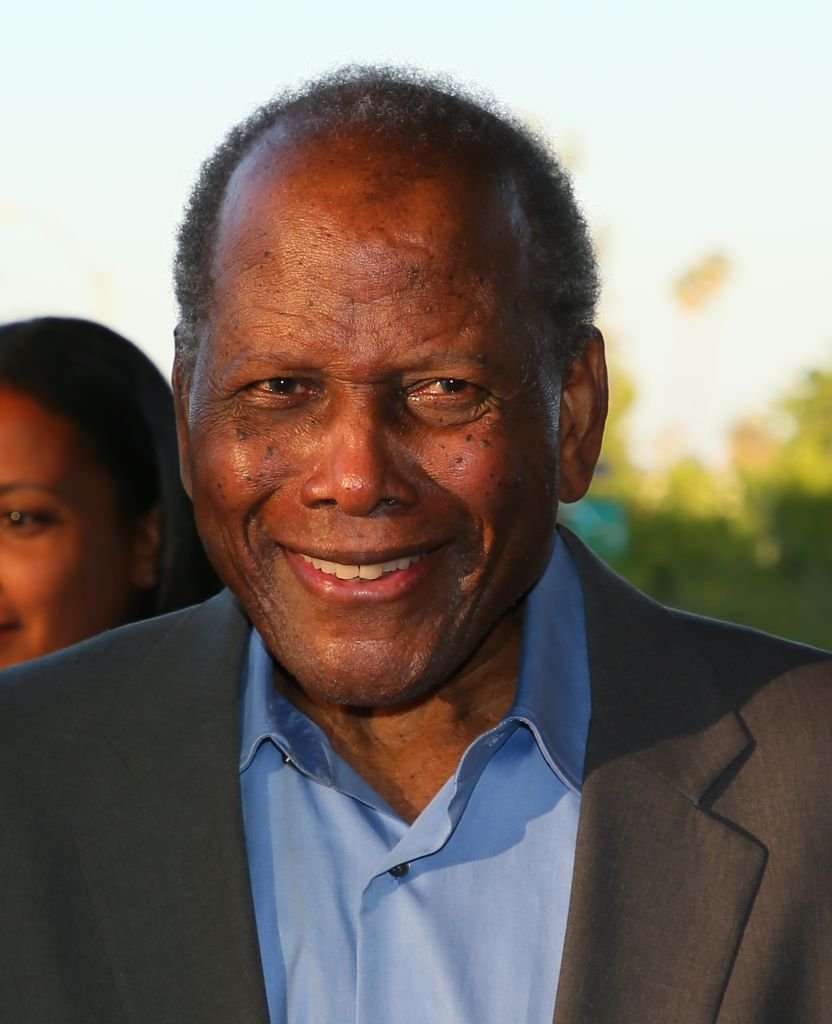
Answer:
[{"left": 283, "top": 545, "right": 439, "bottom": 602}]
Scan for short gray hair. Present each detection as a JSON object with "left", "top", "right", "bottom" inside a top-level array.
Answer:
[{"left": 173, "top": 64, "right": 600, "bottom": 375}]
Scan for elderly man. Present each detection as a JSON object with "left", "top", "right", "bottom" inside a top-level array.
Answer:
[{"left": 1, "top": 67, "right": 831, "bottom": 1024}]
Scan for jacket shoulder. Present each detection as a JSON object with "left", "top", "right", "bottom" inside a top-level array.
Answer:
[
  {"left": 670, "top": 607, "right": 832, "bottom": 709},
  {"left": 0, "top": 602, "right": 196, "bottom": 709},
  {"left": 0, "top": 590, "right": 247, "bottom": 740}
]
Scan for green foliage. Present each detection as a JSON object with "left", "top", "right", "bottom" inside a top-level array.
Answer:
[{"left": 568, "top": 361, "right": 832, "bottom": 651}]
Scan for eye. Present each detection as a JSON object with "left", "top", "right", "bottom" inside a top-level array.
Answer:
[
  {"left": 410, "top": 378, "right": 481, "bottom": 398},
  {"left": 0, "top": 509, "right": 54, "bottom": 535},
  {"left": 261, "top": 377, "right": 307, "bottom": 395},
  {"left": 434, "top": 379, "right": 473, "bottom": 394},
  {"left": 243, "top": 377, "right": 319, "bottom": 405},
  {"left": 405, "top": 377, "right": 490, "bottom": 425}
]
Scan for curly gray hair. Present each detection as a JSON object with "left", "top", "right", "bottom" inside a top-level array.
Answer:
[{"left": 173, "top": 64, "right": 600, "bottom": 375}]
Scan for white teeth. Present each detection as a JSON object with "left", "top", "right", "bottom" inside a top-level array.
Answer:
[
  {"left": 298, "top": 552, "right": 424, "bottom": 579},
  {"left": 358, "top": 564, "right": 384, "bottom": 580}
]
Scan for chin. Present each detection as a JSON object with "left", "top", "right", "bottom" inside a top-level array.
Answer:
[
  {"left": 279, "top": 645, "right": 441, "bottom": 709},
  {"left": 306, "top": 668, "right": 437, "bottom": 708}
]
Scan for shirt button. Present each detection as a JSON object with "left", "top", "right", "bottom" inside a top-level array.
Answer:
[{"left": 389, "top": 863, "right": 410, "bottom": 878}]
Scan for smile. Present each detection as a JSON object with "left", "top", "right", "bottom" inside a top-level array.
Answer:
[{"left": 297, "top": 552, "right": 425, "bottom": 580}]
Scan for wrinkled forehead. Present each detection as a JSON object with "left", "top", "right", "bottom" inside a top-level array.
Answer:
[{"left": 211, "top": 125, "right": 532, "bottom": 289}]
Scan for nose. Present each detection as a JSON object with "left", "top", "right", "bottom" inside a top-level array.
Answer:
[{"left": 300, "top": 395, "right": 418, "bottom": 516}]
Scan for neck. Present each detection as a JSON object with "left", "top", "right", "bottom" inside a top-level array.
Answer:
[{"left": 273, "top": 607, "right": 524, "bottom": 822}]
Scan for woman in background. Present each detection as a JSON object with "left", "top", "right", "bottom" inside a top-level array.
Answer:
[{"left": 0, "top": 316, "right": 218, "bottom": 669}]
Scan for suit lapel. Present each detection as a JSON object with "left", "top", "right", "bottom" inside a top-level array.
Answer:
[
  {"left": 74, "top": 593, "right": 270, "bottom": 1024},
  {"left": 555, "top": 532, "right": 767, "bottom": 1024}
]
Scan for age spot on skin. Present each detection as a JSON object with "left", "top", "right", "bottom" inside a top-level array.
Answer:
[
  {"left": 465, "top": 434, "right": 473, "bottom": 442},
  {"left": 480, "top": 439, "right": 491, "bottom": 448},
  {"left": 236, "top": 429, "right": 248, "bottom": 441}
]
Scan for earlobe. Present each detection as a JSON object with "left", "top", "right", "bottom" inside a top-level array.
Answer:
[
  {"left": 171, "top": 358, "right": 194, "bottom": 499},
  {"left": 558, "top": 328, "right": 609, "bottom": 504}
]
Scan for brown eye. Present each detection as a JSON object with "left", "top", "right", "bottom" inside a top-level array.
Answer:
[
  {"left": 246, "top": 377, "right": 319, "bottom": 404},
  {"left": 0, "top": 509, "right": 53, "bottom": 534},
  {"left": 436, "top": 379, "right": 470, "bottom": 394},
  {"left": 405, "top": 377, "right": 490, "bottom": 425},
  {"left": 263, "top": 378, "right": 304, "bottom": 394},
  {"left": 408, "top": 378, "right": 482, "bottom": 400}
]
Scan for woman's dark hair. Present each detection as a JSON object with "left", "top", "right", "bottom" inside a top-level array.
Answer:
[{"left": 0, "top": 316, "right": 220, "bottom": 616}]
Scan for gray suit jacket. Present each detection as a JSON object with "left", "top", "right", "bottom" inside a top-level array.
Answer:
[{"left": 1, "top": 532, "right": 830, "bottom": 1023}]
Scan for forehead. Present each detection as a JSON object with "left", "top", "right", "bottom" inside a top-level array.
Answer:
[
  {"left": 211, "top": 127, "right": 531, "bottom": 299},
  {"left": 0, "top": 389, "right": 95, "bottom": 482}
]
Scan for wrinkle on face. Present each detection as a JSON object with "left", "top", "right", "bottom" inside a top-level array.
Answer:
[{"left": 178, "top": 128, "right": 565, "bottom": 710}]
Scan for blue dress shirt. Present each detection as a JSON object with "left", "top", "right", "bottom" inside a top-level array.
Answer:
[{"left": 239, "top": 533, "right": 590, "bottom": 1023}]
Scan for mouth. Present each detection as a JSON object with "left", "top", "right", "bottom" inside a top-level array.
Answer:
[
  {"left": 297, "top": 552, "right": 426, "bottom": 580},
  {"left": 284, "top": 546, "right": 437, "bottom": 602}
]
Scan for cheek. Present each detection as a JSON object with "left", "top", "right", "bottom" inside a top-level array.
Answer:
[
  {"left": 189, "top": 427, "right": 300, "bottom": 556},
  {"left": 424, "top": 421, "right": 558, "bottom": 528},
  {"left": 2, "top": 543, "right": 67, "bottom": 614},
  {"left": 4, "top": 534, "right": 93, "bottom": 628},
  {"left": 192, "top": 429, "right": 270, "bottom": 512}
]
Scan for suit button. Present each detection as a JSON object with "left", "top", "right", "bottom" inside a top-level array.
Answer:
[{"left": 389, "top": 863, "right": 410, "bottom": 878}]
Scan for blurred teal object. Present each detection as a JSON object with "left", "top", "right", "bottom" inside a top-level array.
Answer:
[{"left": 560, "top": 497, "right": 628, "bottom": 559}]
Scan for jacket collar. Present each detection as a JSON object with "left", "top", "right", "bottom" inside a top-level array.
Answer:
[
  {"left": 555, "top": 528, "right": 765, "bottom": 1024},
  {"left": 74, "top": 591, "right": 270, "bottom": 1024}
]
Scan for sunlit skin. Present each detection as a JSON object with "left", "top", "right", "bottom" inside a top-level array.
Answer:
[
  {"left": 0, "top": 389, "right": 160, "bottom": 669},
  {"left": 175, "top": 129, "right": 607, "bottom": 818}
]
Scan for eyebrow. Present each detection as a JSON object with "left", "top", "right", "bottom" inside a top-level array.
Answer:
[
  {"left": 0, "top": 482, "right": 63, "bottom": 497},
  {"left": 234, "top": 350, "right": 491, "bottom": 372},
  {"left": 400, "top": 351, "right": 490, "bottom": 369}
]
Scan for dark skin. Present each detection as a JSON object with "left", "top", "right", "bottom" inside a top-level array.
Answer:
[
  {"left": 174, "top": 129, "right": 607, "bottom": 820},
  {"left": 0, "top": 388, "right": 160, "bottom": 670}
]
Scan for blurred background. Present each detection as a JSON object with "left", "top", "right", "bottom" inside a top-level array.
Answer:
[{"left": 3, "top": 0, "right": 830, "bottom": 646}]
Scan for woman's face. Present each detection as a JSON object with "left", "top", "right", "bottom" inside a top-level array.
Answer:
[{"left": 0, "top": 388, "right": 159, "bottom": 669}]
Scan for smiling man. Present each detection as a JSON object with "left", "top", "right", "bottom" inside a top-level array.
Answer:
[{"left": 2, "top": 67, "right": 831, "bottom": 1024}]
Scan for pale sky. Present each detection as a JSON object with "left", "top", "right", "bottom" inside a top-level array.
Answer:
[{"left": 3, "top": 0, "right": 830, "bottom": 466}]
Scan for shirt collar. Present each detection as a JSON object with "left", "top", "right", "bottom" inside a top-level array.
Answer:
[
  {"left": 508, "top": 529, "right": 590, "bottom": 792},
  {"left": 239, "top": 528, "right": 590, "bottom": 791}
]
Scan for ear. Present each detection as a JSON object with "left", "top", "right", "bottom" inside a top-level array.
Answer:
[
  {"left": 129, "top": 503, "right": 162, "bottom": 589},
  {"left": 171, "top": 356, "right": 193, "bottom": 499},
  {"left": 558, "top": 328, "right": 608, "bottom": 503}
]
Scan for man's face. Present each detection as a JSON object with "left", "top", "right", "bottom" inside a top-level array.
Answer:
[{"left": 176, "top": 131, "right": 593, "bottom": 706}]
